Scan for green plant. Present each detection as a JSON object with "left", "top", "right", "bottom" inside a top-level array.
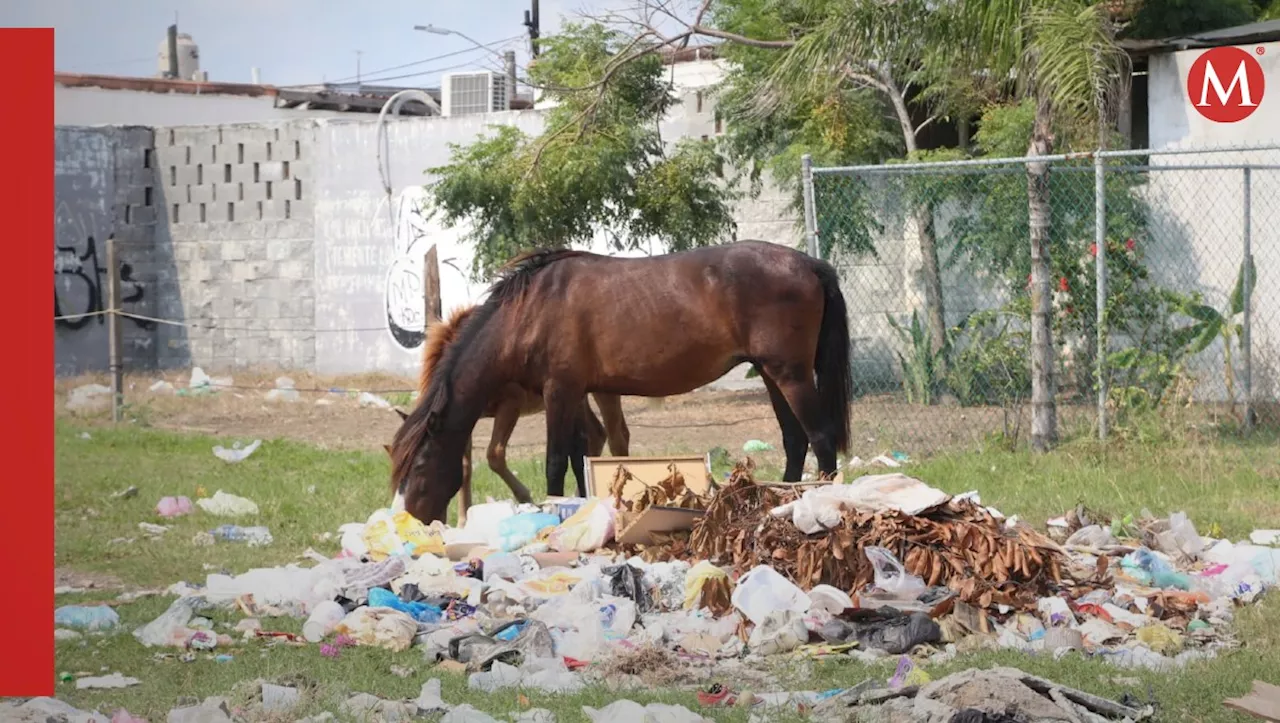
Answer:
[
  {"left": 887, "top": 310, "right": 948, "bottom": 404},
  {"left": 946, "top": 310, "right": 1033, "bottom": 407},
  {"left": 1179, "top": 257, "right": 1257, "bottom": 413}
]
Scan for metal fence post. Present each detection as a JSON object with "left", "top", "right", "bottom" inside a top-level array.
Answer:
[
  {"left": 801, "top": 153, "right": 820, "bottom": 259},
  {"left": 1094, "top": 152, "right": 1108, "bottom": 442},
  {"left": 1242, "top": 166, "right": 1255, "bottom": 434}
]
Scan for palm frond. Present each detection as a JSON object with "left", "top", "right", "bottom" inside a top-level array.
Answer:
[{"left": 1027, "top": 1, "right": 1131, "bottom": 129}]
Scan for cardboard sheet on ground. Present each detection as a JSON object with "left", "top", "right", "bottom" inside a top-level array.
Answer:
[
  {"left": 1224, "top": 680, "right": 1280, "bottom": 722},
  {"left": 586, "top": 455, "right": 712, "bottom": 544},
  {"left": 616, "top": 506, "right": 705, "bottom": 546}
]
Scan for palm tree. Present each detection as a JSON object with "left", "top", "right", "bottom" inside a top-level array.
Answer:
[{"left": 944, "top": 0, "right": 1131, "bottom": 452}]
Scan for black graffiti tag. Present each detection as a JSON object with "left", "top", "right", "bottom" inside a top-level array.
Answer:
[{"left": 54, "top": 236, "right": 154, "bottom": 330}]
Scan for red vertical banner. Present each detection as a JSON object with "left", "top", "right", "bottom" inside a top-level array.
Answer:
[{"left": 0, "top": 27, "right": 55, "bottom": 696}]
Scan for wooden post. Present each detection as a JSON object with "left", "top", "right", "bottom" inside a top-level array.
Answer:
[
  {"left": 105, "top": 236, "right": 123, "bottom": 423},
  {"left": 423, "top": 244, "right": 442, "bottom": 325}
]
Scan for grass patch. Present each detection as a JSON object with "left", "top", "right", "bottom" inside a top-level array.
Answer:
[{"left": 53, "top": 419, "right": 1280, "bottom": 722}]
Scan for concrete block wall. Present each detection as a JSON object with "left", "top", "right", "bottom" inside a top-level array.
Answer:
[
  {"left": 153, "top": 120, "right": 317, "bottom": 370},
  {"left": 55, "top": 125, "right": 166, "bottom": 375}
]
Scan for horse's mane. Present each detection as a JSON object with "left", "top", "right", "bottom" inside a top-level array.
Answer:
[
  {"left": 391, "top": 247, "right": 587, "bottom": 494},
  {"left": 417, "top": 305, "right": 479, "bottom": 399}
]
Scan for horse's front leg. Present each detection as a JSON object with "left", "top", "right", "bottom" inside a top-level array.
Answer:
[{"left": 542, "top": 380, "right": 585, "bottom": 499}]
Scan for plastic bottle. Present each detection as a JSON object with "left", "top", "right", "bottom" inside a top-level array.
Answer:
[
  {"left": 210, "top": 525, "right": 273, "bottom": 546},
  {"left": 302, "top": 600, "right": 346, "bottom": 642}
]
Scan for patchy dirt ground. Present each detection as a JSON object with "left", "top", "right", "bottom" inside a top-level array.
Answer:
[{"left": 55, "top": 369, "right": 1047, "bottom": 466}]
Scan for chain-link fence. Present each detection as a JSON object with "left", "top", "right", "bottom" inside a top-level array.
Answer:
[{"left": 801, "top": 144, "right": 1280, "bottom": 454}]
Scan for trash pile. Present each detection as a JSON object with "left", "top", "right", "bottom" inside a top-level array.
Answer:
[{"left": 54, "top": 457, "right": 1280, "bottom": 718}]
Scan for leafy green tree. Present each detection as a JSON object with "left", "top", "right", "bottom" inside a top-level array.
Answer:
[
  {"left": 425, "top": 22, "right": 739, "bottom": 279},
  {"left": 1124, "top": 0, "right": 1256, "bottom": 39},
  {"left": 702, "top": 0, "right": 998, "bottom": 364}
]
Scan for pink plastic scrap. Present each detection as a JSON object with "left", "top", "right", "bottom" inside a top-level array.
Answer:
[{"left": 156, "top": 496, "right": 193, "bottom": 518}]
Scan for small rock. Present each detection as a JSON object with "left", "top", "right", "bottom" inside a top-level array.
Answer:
[
  {"left": 76, "top": 672, "right": 139, "bottom": 689},
  {"left": 55, "top": 629, "right": 83, "bottom": 641},
  {"left": 262, "top": 683, "right": 301, "bottom": 712},
  {"left": 441, "top": 705, "right": 502, "bottom": 723},
  {"left": 298, "top": 714, "right": 336, "bottom": 723}
]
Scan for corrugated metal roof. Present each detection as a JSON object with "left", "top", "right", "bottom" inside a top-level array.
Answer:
[{"left": 1120, "top": 19, "right": 1280, "bottom": 58}]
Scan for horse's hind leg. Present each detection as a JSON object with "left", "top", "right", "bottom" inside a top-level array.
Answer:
[
  {"left": 583, "top": 398, "right": 607, "bottom": 457},
  {"left": 543, "top": 380, "right": 586, "bottom": 498},
  {"left": 458, "top": 438, "right": 473, "bottom": 526},
  {"left": 760, "top": 359, "right": 839, "bottom": 478},
  {"left": 488, "top": 399, "right": 535, "bottom": 504},
  {"left": 758, "top": 368, "right": 809, "bottom": 481},
  {"left": 593, "top": 393, "right": 630, "bottom": 456}
]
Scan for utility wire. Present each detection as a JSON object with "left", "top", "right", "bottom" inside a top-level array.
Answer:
[{"left": 276, "top": 35, "right": 525, "bottom": 89}]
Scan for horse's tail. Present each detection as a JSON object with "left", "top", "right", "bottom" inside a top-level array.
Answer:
[{"left": 810, "top": 257, "right": 853, "bottom": 454}]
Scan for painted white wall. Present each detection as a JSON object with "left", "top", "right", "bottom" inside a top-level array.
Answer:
[
  {"left": 56, "top": 85, "right": 352, "bottom": 127},
  {"left": 1143, "top": 42, "right": 1280, "bottom": 402}
]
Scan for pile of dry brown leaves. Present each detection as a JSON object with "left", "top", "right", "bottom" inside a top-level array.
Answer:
[{"left": 689, "top": 461, "right": 1068, "bottom": 612}]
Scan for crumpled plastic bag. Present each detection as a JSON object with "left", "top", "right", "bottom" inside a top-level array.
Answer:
[
  {"left": 134, "top": 597, "right": 207, "bottom": 648},
  {"left": 604, "top": 564, "right": 653, "bottom": 613},
  {"left": 819, "top": 606, "right": 941, "bottom": 655},
  {"left": 196, "top": 490, "right": 259, "bottom": 517},
  {"left": 864, "top": 546, "right": 927, "bottom": 600},
  {"left": 362, "top": 509, "right": 445, "bottom": 560},
  {"left": 683, "top": 561, "right": 730, "bottom": 611},
  {"left": 548, "top": 500, "right": 616, "bottom": 553},
  {"left": 497, "top": 513, "right": 561, "bottom": 552},
  {"left": 334, "top": 606, "right": 417, "bottom": 652},
  {"left": 769, "top": 474, "right": 951, "bottom": 534},
  {"left": 747, "top": 610, "right": 808, "bottom": 656}
]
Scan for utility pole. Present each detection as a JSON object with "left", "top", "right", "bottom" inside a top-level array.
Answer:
[
  {"left": 523, "top": 0, "right": 540, "bottom": 58},
  {"left": 503, "top": 50, "right": 517, "bottom": 109}
]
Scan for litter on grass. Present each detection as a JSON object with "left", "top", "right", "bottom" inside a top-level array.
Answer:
[{"left": 69, "top": 454, "right": 1278, "bottom": 721}]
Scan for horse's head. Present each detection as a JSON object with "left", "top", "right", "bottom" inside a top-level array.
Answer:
[{"left": 389, "top": 405, "right": 469, "bottom": 524}]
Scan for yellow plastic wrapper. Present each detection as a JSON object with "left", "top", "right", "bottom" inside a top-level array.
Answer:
[
  {"left": 684, "top": 560, "right": 730, "bottom": 610},
  {"left": 1135, "top": 624, "right": 1184, "bottom": 656},
  {"left": 518, "top": 571, "right": 583, "bottom": 597},
  {"left": 362, "top": 509, "right": 445, "bottom": 560}
]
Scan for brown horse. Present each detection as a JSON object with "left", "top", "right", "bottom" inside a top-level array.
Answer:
[
  {"left": 389, "top": 305, "right": 633, "bottom": 524},
  {"left": 390, "top": 240, "right": 853, "bottom": 525}
]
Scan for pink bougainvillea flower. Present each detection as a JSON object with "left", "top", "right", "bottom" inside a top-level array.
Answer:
[
  {"left": 1089, "top": 243, "right": 1098, "bottom": 257},
  {"left": 1059, "top": 277, "right": 1070, "bottom": 292},
  {"left": 1125, "top": 238, "right": 1136, "bottom": 251}
]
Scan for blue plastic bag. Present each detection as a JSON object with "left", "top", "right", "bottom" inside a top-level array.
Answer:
[
  {"left": 54, "top": 605, "right": 121, "bottom": 631},
  {"left": 497, "top": 512, "right": 561, "bottom": 552},
  {"left": 367, "top": 587, "right": 443, "bottom": 623}
]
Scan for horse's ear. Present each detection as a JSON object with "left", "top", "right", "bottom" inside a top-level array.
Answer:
[
  {"left": 394, "top": 408, "right": 409, "bottom": 421},
  {"left": 382, "top": 444, "right": 393, "bottom": 457}
]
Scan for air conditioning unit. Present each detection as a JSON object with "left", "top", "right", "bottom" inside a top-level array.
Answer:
[{"left": 440, "top": 71, "right": 510, "bottom": 117}]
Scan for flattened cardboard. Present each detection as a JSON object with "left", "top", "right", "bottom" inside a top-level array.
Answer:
[
  {"left": 585, "top": 454, "right": 712, "bottom": 502},
  {"left": 616, "top": 506, "right": 705, "bottom": 546}
]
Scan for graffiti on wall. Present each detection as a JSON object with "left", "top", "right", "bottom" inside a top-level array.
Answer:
[
  {"left": 383, "top": 186, "right": 432, "bottom": 350},
  {"left": 54, "top": 235, "right": 154, "bottom": 331}
]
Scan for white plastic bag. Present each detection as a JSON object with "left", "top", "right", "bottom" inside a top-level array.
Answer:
[
  {"left": 548, "top": 500, "right": 616, "bottom": 553},
  {"left": 730, "top": 565, "right": 810, "bottom": 626},
  {"left": 864, "top": 546, "right": 927, "bottom": 599}
]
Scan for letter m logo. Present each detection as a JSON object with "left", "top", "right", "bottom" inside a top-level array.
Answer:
[{"left": 1187, "top": 46, "right": 1267, "bottom": 123}]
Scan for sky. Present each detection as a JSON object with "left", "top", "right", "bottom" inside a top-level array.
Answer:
[{"left": 4, "top": 0, "right": 649, "bottom": 89}]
